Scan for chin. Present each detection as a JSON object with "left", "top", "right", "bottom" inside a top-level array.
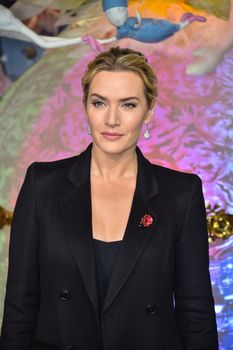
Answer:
[{"left": 93, "top": 138, "right": 137, "bottom": 155}]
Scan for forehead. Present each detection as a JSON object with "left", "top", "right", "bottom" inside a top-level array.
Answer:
[{"left": 89, "top": 71, "right": 145, "bottom": 97}]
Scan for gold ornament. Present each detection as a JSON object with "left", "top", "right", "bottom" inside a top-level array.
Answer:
[
  {"left": 0, "top": 205, "right": 13, "bottom": 229},
  {"left": 206, "top": 203, "right": 233, "bottom": 243}
]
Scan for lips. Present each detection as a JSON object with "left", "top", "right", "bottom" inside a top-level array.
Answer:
[
  {"left": 101, "top": 131, "right": 124, "bottom": 140},
  {"left": 102, "top": 132, "right": 123, "bottom": 136}
]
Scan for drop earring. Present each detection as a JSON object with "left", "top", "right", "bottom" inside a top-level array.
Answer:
[
  {"left": 144, "top": 126, "right": 150, "bottom": 139},
  {"left": 87, "top": 125, "right": 91, "bottom": 135}
]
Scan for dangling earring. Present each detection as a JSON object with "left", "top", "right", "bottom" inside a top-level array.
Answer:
[
  {"left": 87, "top": 125, "right": 91, "bottom": 135},
  {"left": 144, "top": 126, "right": 150, "bottom": 139}
]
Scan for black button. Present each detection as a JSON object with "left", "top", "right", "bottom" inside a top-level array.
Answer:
[
  {"left": 146, "top": 304, "right": 158, "bottom": 315},
  {"left": 66, "top": 346, "right": 77, "bottom": 350},
  {"left": 104, "top": 312, "right": 114, "bottom": 319},
  {"left": 59, "top": 289, "right": 71, "bottom": 301}
]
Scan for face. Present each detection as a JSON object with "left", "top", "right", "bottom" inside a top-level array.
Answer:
[{"left": 85, "top": 70, "right": 153, "bottom": 155}]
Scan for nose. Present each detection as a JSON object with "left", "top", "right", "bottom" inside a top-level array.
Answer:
[{"left": 105, "top": 106, "right": 120, "bottom": 128}]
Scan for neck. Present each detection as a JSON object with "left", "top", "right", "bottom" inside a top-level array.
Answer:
[{"left": 91, "top": 144, "right": 138, "bottom": 180}]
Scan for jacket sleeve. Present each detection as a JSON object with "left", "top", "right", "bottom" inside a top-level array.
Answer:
[
  {"left": 0, "top": 163, "right": 40, "bottom": 350},
  {"left": 174, "top": 174, "right": 219, "bottom": 350}
]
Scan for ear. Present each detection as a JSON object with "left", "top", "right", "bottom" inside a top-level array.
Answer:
[{"left": 144, "top": 108, "right": 154, "bottom": 124}]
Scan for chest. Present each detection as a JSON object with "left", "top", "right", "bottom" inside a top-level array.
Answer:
[{"left": 91, "top": 177, "right": 136, "bottom": 241}]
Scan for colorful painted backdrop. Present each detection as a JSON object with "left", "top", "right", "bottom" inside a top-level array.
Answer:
[{"left": 0, "top": 1, "right": 233, "bottom": 349}]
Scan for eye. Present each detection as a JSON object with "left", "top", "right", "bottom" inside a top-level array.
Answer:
[
  {"left": 122, "top": 102, "right": 137, "bottom": 109},
  {"left": 91, "top": 100, "right": 105, "bottom": 108}
]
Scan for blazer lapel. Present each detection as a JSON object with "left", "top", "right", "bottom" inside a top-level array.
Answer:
[
  {"left": 102, "top": 147, "right": 160, "bottom": 313},
  {"left": 59, "top": 144, "right": 100, "bottom": 321},
  {"left": 59, "top": 144, "right": 160, "bottom": 319}
]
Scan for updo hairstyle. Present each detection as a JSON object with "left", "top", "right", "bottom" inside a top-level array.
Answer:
[{"left": 82, "top": 46, "right": 158, "bottom": 110}]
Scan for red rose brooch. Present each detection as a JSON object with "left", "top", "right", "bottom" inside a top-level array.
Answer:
[{"left": 139, "top": 214, "right": 153, "bottom": 228}]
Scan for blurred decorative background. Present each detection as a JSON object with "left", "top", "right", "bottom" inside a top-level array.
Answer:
[{"left": 0, "top": 0, "right": 233, "bottom": 348}]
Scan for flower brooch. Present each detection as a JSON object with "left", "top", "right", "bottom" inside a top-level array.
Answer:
[{"left": 139, "top": 214, "right": 153, "bottom": 228}]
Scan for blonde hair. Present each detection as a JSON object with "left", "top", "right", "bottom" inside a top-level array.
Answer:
[{"left": 82, "top": 47, "right": 158, "bottom": 109}]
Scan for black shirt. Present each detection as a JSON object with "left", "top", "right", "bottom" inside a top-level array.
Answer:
[{"left": 93, "top": 238, "right": 122, "bottom": 313}]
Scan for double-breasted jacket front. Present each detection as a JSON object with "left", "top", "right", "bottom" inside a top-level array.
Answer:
[{"left": 0, "top": 144, "right": 218, "bottom": 350}]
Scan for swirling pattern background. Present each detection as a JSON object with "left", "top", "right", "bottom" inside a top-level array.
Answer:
[{"left": 0, "top": 1, "right": 232, "bottom": 348}]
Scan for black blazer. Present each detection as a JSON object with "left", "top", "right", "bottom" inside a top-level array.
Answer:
[{"left": 0, "top": 144, "right": 218, "bottom": 350}]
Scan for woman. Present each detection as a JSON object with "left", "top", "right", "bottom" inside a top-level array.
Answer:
[{"left": 0, "top": 47, "right": 218, "bottom": 350}]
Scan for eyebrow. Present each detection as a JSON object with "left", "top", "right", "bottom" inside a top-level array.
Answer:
[{"left": 90, "top": 93, "right": 140, "bottom": 102}]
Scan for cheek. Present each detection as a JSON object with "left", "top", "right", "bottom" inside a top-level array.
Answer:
[
  {"left": 89, "top": 117, "right": 109, "bottom": 135},
  {"left": 86, "top": 108, "right": 102, "bottom": 126},
  {"left": 124, "top": 113, "right": 146, "bottom": 131},
  {"left": 123, "top": 122, "right": 143, "bottom": 137}
]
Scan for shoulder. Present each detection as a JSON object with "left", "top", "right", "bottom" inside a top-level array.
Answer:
[
  {"left": 137, "top": 146, "right": 201, "bottom": 184},
  {"left": 150, "top": 161, "right": 200, "bottom": 180},
  {"left": 24, "top": 144, "right": 93, "bottom": 196},
  {"left": 24, "top": 154, "right": 78, "bottom": 186},
  {"left": 23, "top": 156, "right": 78, "bottom": 195},
  {"left": 25, "top": 144, "right": 90, "bottom": 191},
  {"left": 148, "top": 160, "right": 202, "bottom": 193},
  {"left": 146, "top": 161, "right": 204, "bottom": 219},
  {"left": 29, "top": 154, "right": 79, "bottom": 175},
  {"left": 26, "top": 143, "right": 91, "bottom": 178}
]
